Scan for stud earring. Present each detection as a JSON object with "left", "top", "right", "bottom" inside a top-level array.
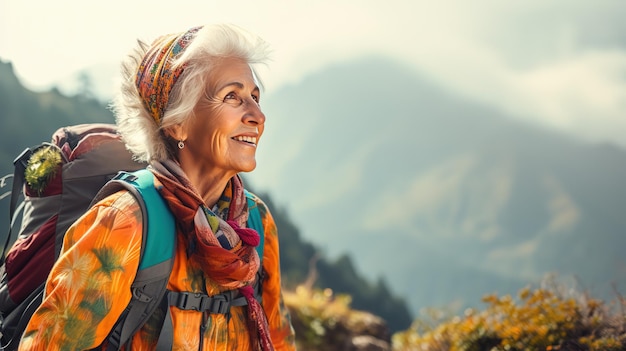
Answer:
[{"left": 178, "top": 140, "right": 185, "bottom": 149}]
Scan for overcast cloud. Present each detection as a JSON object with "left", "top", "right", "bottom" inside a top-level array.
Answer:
[{"left": 1, "top": 0, "right": 625, "bottom": 147}]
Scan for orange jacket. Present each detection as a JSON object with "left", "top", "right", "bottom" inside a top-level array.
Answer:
[{"left": 19, "top": 190, "right": 296, "bottom": 351}]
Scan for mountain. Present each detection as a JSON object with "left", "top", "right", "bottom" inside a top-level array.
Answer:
[
  {"left": 5, "top": 53, "right": 626, "bottom": 325},
  {"left": 250, "top": 55, "right": 626, "bottom": 314}
]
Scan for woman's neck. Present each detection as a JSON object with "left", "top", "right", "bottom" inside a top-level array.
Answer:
[{"left": 179, "top": 162, "right": 235, "bottom": 207}]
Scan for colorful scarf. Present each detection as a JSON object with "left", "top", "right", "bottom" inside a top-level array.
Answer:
[
  {"left": 150, "top": 160, "right": 274, "bottom": 350},
  {"left": 136, "top": 26, "right": 202, "bottom": 125}
]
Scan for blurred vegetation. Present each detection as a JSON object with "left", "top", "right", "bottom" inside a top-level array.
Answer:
[
  {"left": 285, "top": 275, "right": 626, "bottom": 350},
  {"left": 0, "top": 59, "right": 413, "bottom": 333},
  {"left": 285, "top": 286, "right": 391, "bottom": 350},
  {"left": 392, "top": 276, "right": 626, "bottom": 351}
]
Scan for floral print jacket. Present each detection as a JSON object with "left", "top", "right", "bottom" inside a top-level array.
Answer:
[{"left": 18, "top": 190, "right": 296, "bottom": 351}]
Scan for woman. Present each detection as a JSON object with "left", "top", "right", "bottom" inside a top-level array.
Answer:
[{"left": 19, "top": 24, "right": 296, "bottom": 351}]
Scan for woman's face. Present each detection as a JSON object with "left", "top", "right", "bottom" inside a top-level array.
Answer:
[{"left": 181, "top": 58, "right": 265, "bottom": 176}]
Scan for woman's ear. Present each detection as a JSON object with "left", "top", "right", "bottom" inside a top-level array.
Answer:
[{"left": 164, "top": 123, "right": 187, "bottom": 142}]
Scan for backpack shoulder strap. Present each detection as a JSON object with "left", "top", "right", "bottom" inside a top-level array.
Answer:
[
  {"left": 95, "top": 169, "right": 176, "bottom": 351},
  {"left": 1, "top": 148, "right": 33, "bottom": 267},
  {"left": 244, "top": 189, "right": 264, "bottom": 260}
]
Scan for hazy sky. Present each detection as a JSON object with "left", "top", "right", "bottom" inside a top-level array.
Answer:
[{"left": 1, "top": 0, "right": 625, "bottom": 147}]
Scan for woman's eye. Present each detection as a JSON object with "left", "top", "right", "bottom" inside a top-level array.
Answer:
[
  {"left": 223, "top": 92, "right": 243, "bottom": 105},
  {"left": 252, "top": 94, "right": 260, "bottom": 103}
]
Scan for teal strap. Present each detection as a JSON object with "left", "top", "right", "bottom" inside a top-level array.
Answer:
[
  {"left": 103, "top": 169, "right": 176, "bottom": 351},
  {"left": 116, "top": 169, "right": 175, "bottom": 270},
  {"left": 244, "top": 190, "right": 264, "bottom": 260}
]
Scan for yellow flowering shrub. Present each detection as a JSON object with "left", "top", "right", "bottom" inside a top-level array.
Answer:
[{"left": 393, "top": 284, "right": 626, "bottom": 351}]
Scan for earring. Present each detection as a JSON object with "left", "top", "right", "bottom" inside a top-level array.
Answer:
[{"left": 178, "top": 140, "right": 185, "bottom": 149}]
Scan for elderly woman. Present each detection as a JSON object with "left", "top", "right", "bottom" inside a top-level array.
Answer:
[{"left": 19, "top": 24, "right": 296, "bottom": 351}]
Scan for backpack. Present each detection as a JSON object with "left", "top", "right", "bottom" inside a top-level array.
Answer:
[
  {"left": 0, "top": 123, "right": 146, "bottom": 350},
  {"left": 0, "top": 123, "right": 265, "bottom": 350}
]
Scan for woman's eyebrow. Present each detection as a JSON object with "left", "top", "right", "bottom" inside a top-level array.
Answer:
[{"left": 217, "top": 81, "right": 260, "bottom": 93}]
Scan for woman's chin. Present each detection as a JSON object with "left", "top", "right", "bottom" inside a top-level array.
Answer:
[{"left": 236, "top": 160, "right": 257, "bottom": 173}]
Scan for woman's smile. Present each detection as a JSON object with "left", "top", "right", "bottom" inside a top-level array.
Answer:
[{"left": 231, "top": 134, "right": 258, "bottom": 147}]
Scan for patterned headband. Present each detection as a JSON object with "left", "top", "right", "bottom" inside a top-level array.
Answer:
[{"left": 135, "top": 26, "right": 202, "bottom": 125}]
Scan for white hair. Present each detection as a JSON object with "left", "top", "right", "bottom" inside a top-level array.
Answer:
[{"left": 111, "top": 23, "right": 271, "bottom": 162}]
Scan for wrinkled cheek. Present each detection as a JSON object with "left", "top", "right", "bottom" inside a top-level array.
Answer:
[
  {"left": 206, "top": 134, "right": 223, "bottom": 153},
  {"left": 212, "top": 140, "right": 232, "bottom": 163}
]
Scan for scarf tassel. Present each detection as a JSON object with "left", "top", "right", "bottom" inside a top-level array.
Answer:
[
  {"left": 227, "top": 220, "right": 260, "bottom": 247},
  {"left": 230, "top": 220, "right": 272, "bottom": 350},
  {"left": 239, "top": 285, "right": 274, "bottom": 351}
]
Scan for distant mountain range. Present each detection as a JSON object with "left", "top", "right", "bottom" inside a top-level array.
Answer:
[
  {"left": 5, "top": 55, "right": 626, "bottom": 319},
  {"left": 251, "top": 55, "right": 626, "bottom": 313}
]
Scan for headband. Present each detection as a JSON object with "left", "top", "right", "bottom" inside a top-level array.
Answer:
[{"left": 135, "top": 26, "right": 202, "bottom": 125}]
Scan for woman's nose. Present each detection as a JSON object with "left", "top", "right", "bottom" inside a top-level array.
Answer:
[{"left": 243, "top": 98, "right": 266, "bottom": 125}]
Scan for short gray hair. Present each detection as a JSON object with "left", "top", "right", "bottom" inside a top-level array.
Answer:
[{"left": 112, "top": 23, "right": 271, "bottom": 162}]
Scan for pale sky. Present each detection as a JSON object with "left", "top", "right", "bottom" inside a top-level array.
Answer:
[{"left": 1, "top": 0, "right": 625, "bottom": 148}]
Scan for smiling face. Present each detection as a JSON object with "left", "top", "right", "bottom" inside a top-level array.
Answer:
[{"left": 173, "top": 57, "right": 265, "bottom": 180}]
